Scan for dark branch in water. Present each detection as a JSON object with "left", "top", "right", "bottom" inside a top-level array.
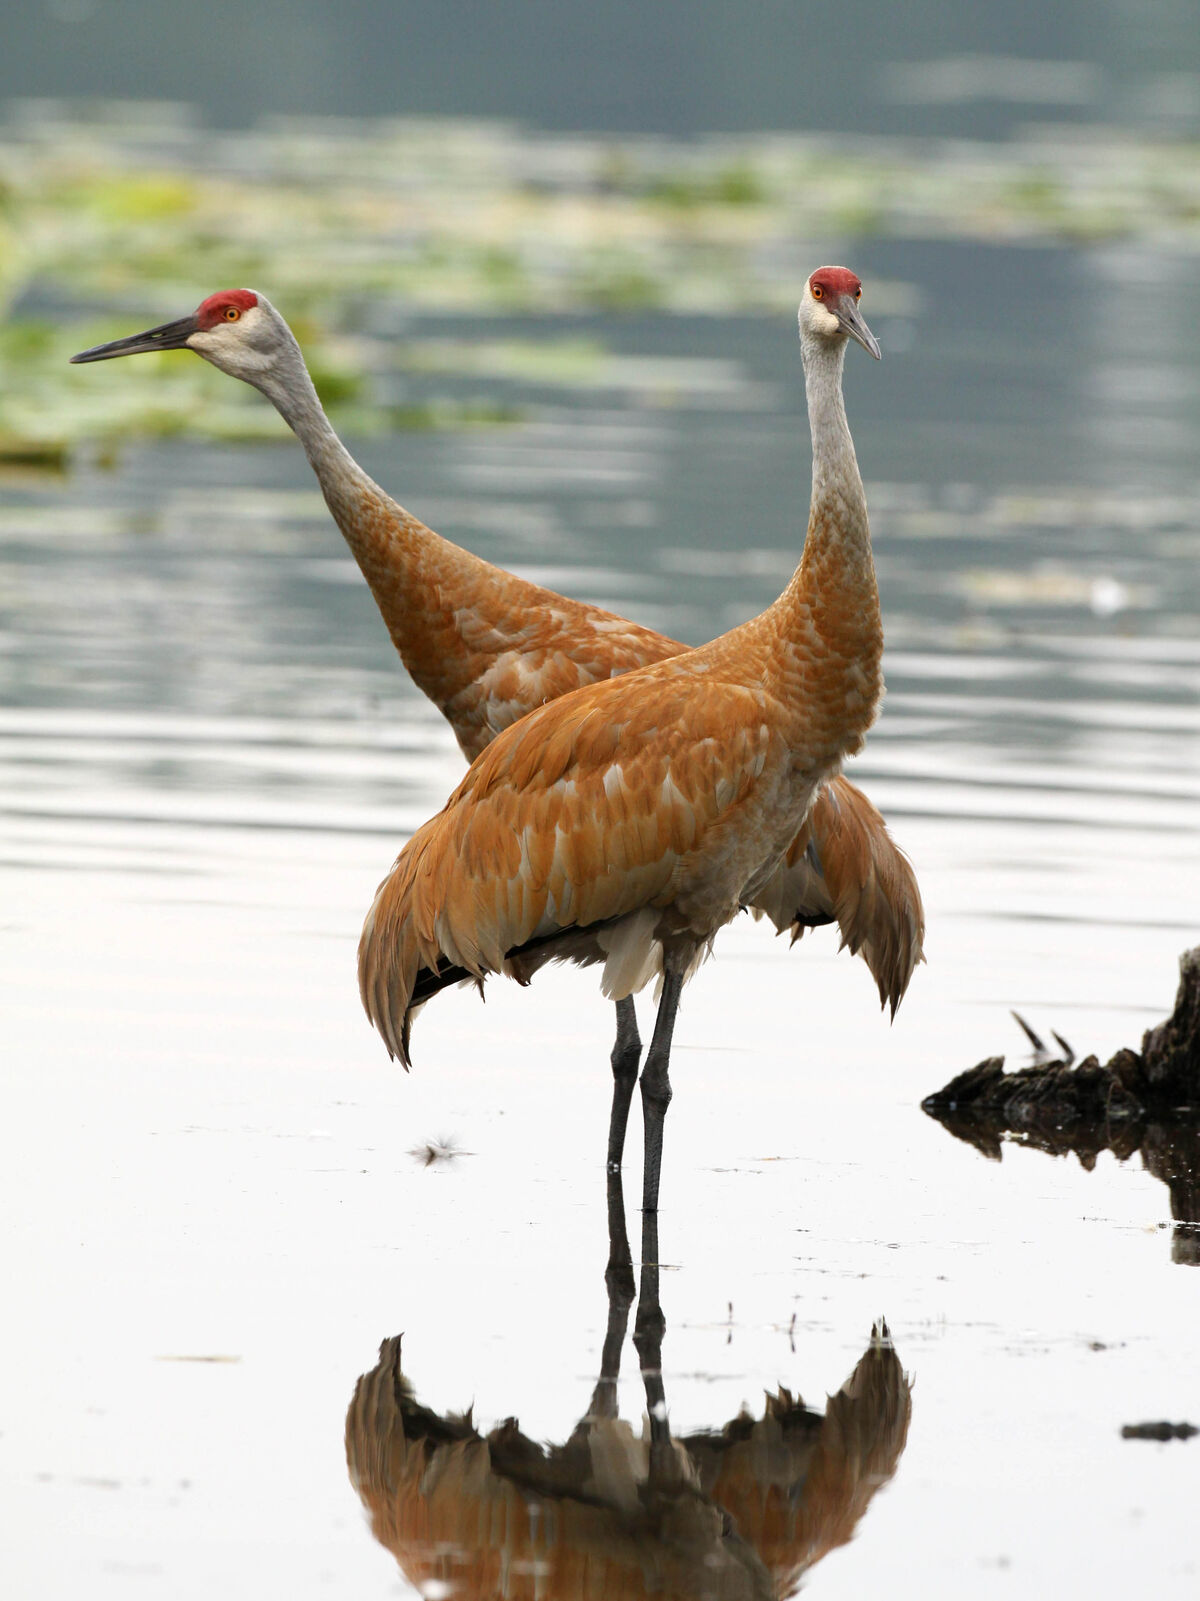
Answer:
[
  {"left": 925, "top": 945, "right": 1200, "bottom": 1133},
  {"left": 1120, "top": 1421, "right": 1197, "bottom": 1442},
  {"left": 923, "top": 947, "right": 1200, "bottom": 1264}
]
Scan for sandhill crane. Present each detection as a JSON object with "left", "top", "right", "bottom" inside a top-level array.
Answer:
[
  {"left": 75, "top": 288, "right": 676, "bottom": 763},
  {"left": 345, "top": 1174, "right": 911, "bottom": 1598},
  {"left": 359, "top": 267, "right": 890, "bottom": 1211},
  {"left": 70, "top": 286, "right": 923, "bottom": 1157}
]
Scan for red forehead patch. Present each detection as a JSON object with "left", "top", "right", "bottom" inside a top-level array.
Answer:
[
  {"left": 809, "top": 266, "right": 861, "bottom": 299},
  {"left": 195, "top": 289, "right": 259, "bottom": 329}
]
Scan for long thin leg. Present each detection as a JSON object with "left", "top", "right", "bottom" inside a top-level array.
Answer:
[
  {"left": 607, "top": 996, "right": 642, "bottom": 1171},
  {"left": 585, "top": 1168, "right": 635, "bottom": 1419},
  {"left": 632, "top": 1206, "right": 669, "bottom": 1448},
  {"left": 639, "top": 951, "right": 687, "bottom": 1214}
]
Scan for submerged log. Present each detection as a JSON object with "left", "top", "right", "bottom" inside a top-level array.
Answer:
[
  {"left": 1120, "top": 1421, "right": 1198, "bottom": 1442},
  {"left": 923, "top": 947, "right": 1200, "bottom": 1264},
  {"left": 1141, "top": 946, "right": 1200, "bottom": 1101},
  {"left": 924, "top": 946, "right": 1200, "bottom": 1133}
]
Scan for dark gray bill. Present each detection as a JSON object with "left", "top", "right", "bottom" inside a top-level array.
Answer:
[
  {"left": 69, "top": 314, "right": 198, "bottom": 364},
  {"left": 835, "top": 296, "right": 881, "bottom": 360}
]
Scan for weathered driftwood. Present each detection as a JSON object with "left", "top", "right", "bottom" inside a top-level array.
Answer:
[
  {"left": 923, "top": 948, "right": 1200, "bottom": 1263},
  {"left": 1140, "top": 945, "right": 1200, "bottom": 1100},
  {"left": 1120, "top": 1421, "right": 1198, "bottom": 1442},
  {"left": 924, "top": 946, "right": 1200, "bottom": 1138}
]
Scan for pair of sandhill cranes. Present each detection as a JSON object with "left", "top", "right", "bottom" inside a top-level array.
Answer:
[{"left": 72, "top": 267, "right": 923, "bottom": 1211}]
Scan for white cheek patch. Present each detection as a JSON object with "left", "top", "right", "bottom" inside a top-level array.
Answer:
[
  {"left": 189, "top": 306, "right": 266, "bottom": 361},
  {"left": 799, "top": 290, "right": 842, "bottom": 340}
]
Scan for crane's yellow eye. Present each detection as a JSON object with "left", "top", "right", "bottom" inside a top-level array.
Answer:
[
  {"left": 224, "top": 307, "right": 241, "bottom": 322},
  {"left": 855, "top": 288, "right": 862, "bottom": 300},
  {"left": 811, "top": 284, "right": 824, "bottom": 299}
]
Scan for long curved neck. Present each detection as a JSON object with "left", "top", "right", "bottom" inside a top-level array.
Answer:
[
  {"left": 232, "top": 319, "right": 536, "bottom": 753},
  {"left": 797, "top": 335, "right": 873, "bottom": 598},
  {"left": 242, "top": 328, "right": 485, "bottom": 666},
  {"left": 251, "top": 340, "right": 384, "bottom": 528},
  {"left": 763, "top": 333, "right": 883, "bottom": 757}
]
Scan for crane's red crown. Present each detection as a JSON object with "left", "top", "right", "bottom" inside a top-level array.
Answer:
[
  {"left": 196, "top": 289, "right": 259, "bottom": 329},
  {"left": 809, "top": 267, "right": 862, "bottom": 300}
]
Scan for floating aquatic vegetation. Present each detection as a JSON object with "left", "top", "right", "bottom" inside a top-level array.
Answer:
[
  {"left": 3, "top": 100, "right": 1200, "bottom": 453},
  {"left": 0, "top": 306, "right": 382, "bottom": 458},
  {"left": 0, "top": 433, "right": 68, "bottom": 472},
  {"left": 955, "top": 565, "right": 1154, "bottom": 615},
  {"left": 396, "top": 336, "right": 773, "bottom": 406}
]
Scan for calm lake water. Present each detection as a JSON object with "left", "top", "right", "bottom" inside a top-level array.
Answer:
[{"left": 3, "top": 240, "right": 1199, "bottom": 1597}]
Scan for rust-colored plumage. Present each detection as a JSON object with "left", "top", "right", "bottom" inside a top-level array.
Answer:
[
  {"left": 753, "top": 778, "right": 923, "bottom": 1017},
  {"left": 360, "top": 605, "right": 894, "bottom": 1065},
  {"left": 72, "top": 278, "right": 922, "bottom": 1206},
  {"left": 69, "top": 287, "right": 921, "bottom": 1026},
  {"left": 359, "top": 269, "right": 903, "bottom": 1210}
]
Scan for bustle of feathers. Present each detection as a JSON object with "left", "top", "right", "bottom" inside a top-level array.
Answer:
[
  {"left": 359, "top": 566, "right": 910, "bottom": 1066},
  {"left": 750, "top": 779, "right": 924, "bottom": 1018},
  {"left": 327, "top": 471, "right": 922, "bottom": 1058}
]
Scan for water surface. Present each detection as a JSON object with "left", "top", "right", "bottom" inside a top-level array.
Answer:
[{"left": 2, "top": 240, "right": 1199, "bottom": 1597}]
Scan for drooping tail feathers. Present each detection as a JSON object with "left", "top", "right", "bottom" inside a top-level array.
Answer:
[
  {"left": 359, "top": 692, "right": 923, "bottom": 1066},
  {"left": 751, "top": 776, "right": 924, "bottom": 1017}
]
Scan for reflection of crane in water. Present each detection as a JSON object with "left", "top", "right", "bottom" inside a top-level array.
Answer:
[
  {"left": 359, "top": 269, "right": 895, "bottom": 1211},
  {"left": 70, "top": 287, "right": 922, "bottom": 1166},
  {"left": 346, "top": 1175, "right": 912, "bottom": 1600}
]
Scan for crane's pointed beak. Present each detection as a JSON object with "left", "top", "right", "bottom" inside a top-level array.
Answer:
[
  {"left": 835, "top": 296, "right": 881, "bottom": 360},
  {"left": 69, "top": 314, "right": 199, "bottom": 364}
]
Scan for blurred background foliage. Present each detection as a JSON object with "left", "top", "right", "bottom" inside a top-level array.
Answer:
[{"left": 1, "top": 0, "right": 1199, "bottom": 459}]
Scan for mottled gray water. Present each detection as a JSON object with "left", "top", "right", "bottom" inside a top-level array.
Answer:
[
  {"left": 2, "top": 241, "right": 1199, "bottom": 1596},
  {"left": 6, "top": 0, "right": 1198, "bottom": 139}
]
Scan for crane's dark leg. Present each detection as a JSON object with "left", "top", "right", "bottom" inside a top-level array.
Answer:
[
  {"left": 639, "top": 951, "right": 687, "bottom": 1214},
  {"left": 633, "top": 1207, "right": 671, "bottom": 1460},
  {"left": 585, "top": 1168, "right": 636, "bottom": 1419},
  {"left": 607, "top": 996, "right": 642, "bottom": 1171}
]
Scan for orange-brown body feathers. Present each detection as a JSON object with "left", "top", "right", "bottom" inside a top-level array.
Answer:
[{"left": 359, "top": 271, "right": 913, "bottom": 1081}]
